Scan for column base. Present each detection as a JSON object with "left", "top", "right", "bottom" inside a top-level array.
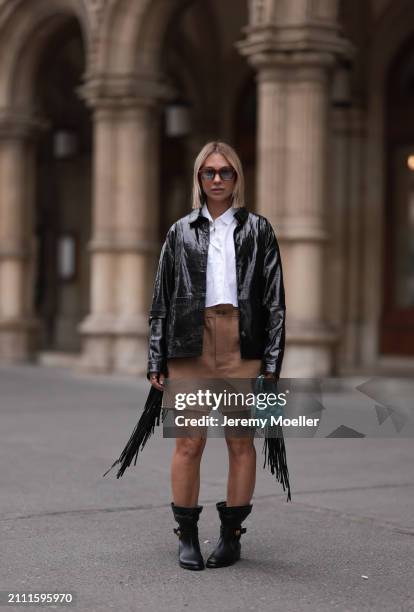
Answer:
[
  {"left": 77, "top": 313, "right": 149, "bottom": 376},
  {"left": 0, "top": 317, "right": 40, "bottom": 363},
  {"left": 283, "top": 324, "right": 340, "bottom": 377}
]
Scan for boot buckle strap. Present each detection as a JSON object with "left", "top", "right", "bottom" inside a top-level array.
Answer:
[
  {"left": 234, "top": 527, "right": 246, "bottom": 536},
  {"left": 221, "top": 526, "right": 247, "bottom": 536}
]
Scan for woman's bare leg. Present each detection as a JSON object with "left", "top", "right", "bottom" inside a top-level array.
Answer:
[
  {"left": 171, "top": 437, "right": 207, "bottom": 507},
  {"left": 225, "top": 436, "right": 256, "bottom": 506}
]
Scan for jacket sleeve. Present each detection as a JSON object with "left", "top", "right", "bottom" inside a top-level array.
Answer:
[
  {"left": 261, "top": 219, "right": 286, "bottom": 378},
  {"left": 147, "top": 225, "right": 176, "bottom": 379}
]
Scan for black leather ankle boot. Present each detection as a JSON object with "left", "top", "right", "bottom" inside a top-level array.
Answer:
[
  {"left": 206, "top": 501, "right": 252, "bottom": 568},
  {"left": 171, "top": 502, "right": 205, "bottom": 571}
]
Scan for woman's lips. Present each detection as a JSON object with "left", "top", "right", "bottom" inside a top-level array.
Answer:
[{"left": 211, "top": 188, "right": 224, "bottom": 192}]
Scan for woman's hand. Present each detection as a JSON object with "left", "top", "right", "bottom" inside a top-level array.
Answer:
[
  {"left": 149, "top": 371, "right": 165, "bottom": 391},
  {"left": 264, "top": 372, "right": 278, "bottom": 380}
]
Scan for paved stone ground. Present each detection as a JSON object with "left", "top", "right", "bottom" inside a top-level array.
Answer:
[{"left": 0, "top": 364, "right": 413, "bottom": 612}]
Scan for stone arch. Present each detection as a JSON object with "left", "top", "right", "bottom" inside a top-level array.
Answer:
[
  {"left": 95, "top": 0, "right": 249, "bottom": 121},
  {"left": 370, "top": 0, "right": 414, "bottom": 86},
  {"left": 96, "top": 0, "right": 194, "bottom": 74},
  {"left": 0, "top": 0, "right": 93, "bottom": 364},
  {"left": 0, "top": 0, "right": 90, "bottom": 108}
]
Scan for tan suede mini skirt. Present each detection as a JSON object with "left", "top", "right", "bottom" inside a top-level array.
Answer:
[
  {"left": 166, "top": 303, "right": 261, "bottom": 380},
  {"left": 162, "top": 304, "right": 262, "bottom": 435}
]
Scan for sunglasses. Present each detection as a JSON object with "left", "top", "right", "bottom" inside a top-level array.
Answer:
[{"left": 199, "top": 166, "right": 236, "bottom": 181}]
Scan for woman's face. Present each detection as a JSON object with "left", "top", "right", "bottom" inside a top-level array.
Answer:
[{"left": 199, "top": 152, "right": 236, "bottom": 205}]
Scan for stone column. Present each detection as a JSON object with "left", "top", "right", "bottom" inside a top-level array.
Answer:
[
  {"left": 281, "top": 54, "right": 339, "bottom": 376},
  {"left": 112, "top": 103, "right": 161, "bottom": 373},
  {"left": 255, "top": 64, "right": 288, "bottom": 225},
  {"left": 238, "top": 3, "right": 354, "bottom": 376},
  {"left": 0, "top": 113, "right": 43, "bottom": 362},
  {"left": 77, "top": 74, "right": 171, "bottom": 375},
  {"left": 76, "top": 104, "right": 117, "bottom": 372},
  {"left": 328, "top": 106, "right": 350, "bottom": 372},
  {"left": 342, "top": 109, "right": 366, "bottom": 371}
]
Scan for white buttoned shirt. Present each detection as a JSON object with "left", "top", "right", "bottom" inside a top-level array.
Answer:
[{"left": 201, "top": 203, "right": 238, "bottom": 307}]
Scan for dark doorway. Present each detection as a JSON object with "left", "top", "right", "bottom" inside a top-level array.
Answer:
[
  {"left": 34, "top": 19, "right": 91, "bottom": 352},
  {"left": 381, "top": 35, "right": 414, "bottom": 355}
]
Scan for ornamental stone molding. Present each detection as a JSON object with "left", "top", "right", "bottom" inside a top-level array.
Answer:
[
  {"left": 248, "top": 0, "right": 340, "bottom": 27},
  {"left": 248, "top": 0, "right": 275, "bottom": 26},
  {"left": 88, "top": 237, "right": 161, "bottom": 255},
  {"left": 84, "top": 0, "right": 107, "bottom": 66},
  {"left": 86, "top": 0, "right": 106, "bottom": 25},
  {"left": 0, "top": 109, "right": 49, "bottom": 139},
  {"left": 78, "top": 71, "right": 176, "bottom": 109},
  {"left": 238, "top": 27, "right": 354, "bottom": 70},
  {"left": 241, "top": 0, "right": 354, "bottom": 68}
]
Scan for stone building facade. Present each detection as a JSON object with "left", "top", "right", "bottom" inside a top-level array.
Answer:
[{"left": 0, "top": 0, "right": 413, "bottom": 377}]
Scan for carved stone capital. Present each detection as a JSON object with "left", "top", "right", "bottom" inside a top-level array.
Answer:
[{"left": 237, "top": 23, "right": 355, "bottom": 73}]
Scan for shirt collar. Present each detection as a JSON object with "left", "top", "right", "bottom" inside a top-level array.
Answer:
[
  {"left": 201, "top": 203, "right": 236, "bottom": 225},
  {"left": 189, "top": 205, "right": 248, "bottom": 227}
]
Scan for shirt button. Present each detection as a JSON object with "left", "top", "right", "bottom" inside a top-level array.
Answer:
[{"left": 241, "top": 331, "right": 246, "bottom": 338}]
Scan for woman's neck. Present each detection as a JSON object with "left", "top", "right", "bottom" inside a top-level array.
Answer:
[{"left": 205, "top": 198, "right": 232, "bottom": 220}]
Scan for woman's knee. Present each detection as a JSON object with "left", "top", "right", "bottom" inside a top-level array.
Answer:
[
  {"left": 226, "top": 437, "right": 255, "bottom": 457},
  {"left": 175, "top": 437, "right": 206, "bottom": 461}
]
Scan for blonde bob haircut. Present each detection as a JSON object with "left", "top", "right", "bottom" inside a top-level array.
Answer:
[{"left": 191, "top": 141, "right": 245, "bottom": 209}]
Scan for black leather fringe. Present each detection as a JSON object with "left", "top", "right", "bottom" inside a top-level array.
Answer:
[
  {"left": 102, "top": 386, "right": 165, "bottom": 479},
  {"left": 103, "top": 386, "right": 292, "bottom": 502},
  {"left": 262, "top": 430, "right": 292, "bottom": 502}
]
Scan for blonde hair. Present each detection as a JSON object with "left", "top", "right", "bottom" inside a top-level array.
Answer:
[{"left": 191, "top": 141, "right": 245, "bottom": 209}]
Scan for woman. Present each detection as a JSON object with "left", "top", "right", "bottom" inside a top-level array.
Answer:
[{"left": 146, "top": 141, "right": 290, "bottom": 570}]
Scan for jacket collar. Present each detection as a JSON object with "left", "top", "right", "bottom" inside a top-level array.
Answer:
[
  {"left": 234, "top": 206, "right": 249, "bottom": 225},
  {"left": 189, "top": 205, "right": 248, "bottom": 227}
]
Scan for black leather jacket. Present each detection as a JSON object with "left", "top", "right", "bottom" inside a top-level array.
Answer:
[{"left": 147, "top": 206, "right": 286, "bottom": 379}]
